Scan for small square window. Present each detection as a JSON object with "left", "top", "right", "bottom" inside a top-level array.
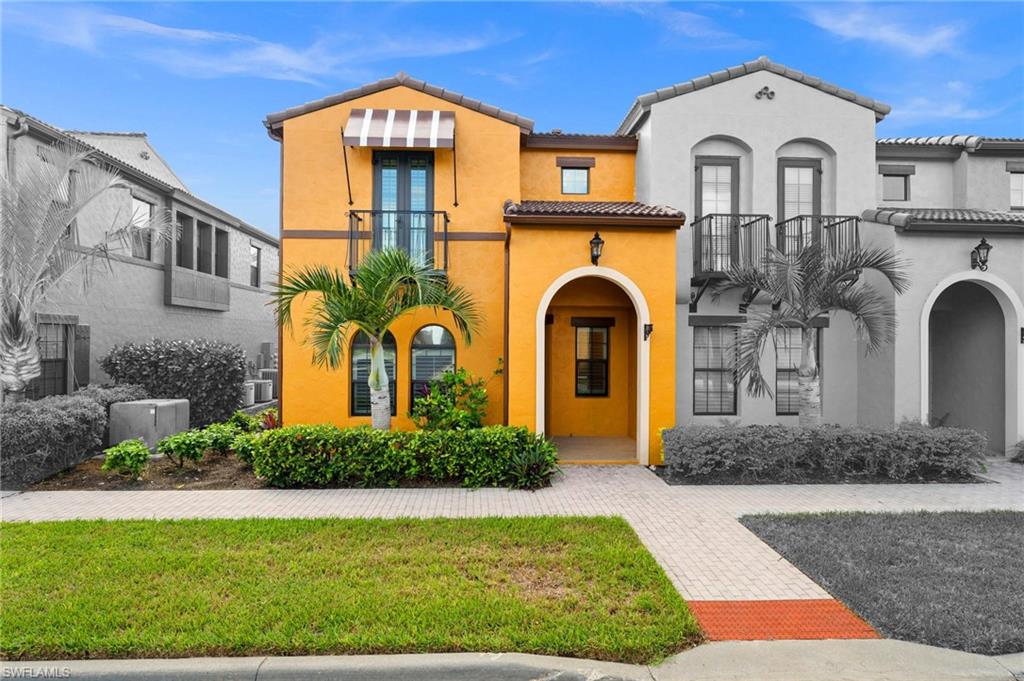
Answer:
[
  {"left": 882, "top": 174, "right": 909, "bottom": 201},
  {"left": 561, "top": 167, "right": 589, "bottom": 195},
  {"left": 1011, "top": 172, "right": 1024, "bottom": 209}
]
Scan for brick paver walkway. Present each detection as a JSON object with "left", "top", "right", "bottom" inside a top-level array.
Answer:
[{"left": 5, "top": 462, "right": 1020, "bottom": 604}]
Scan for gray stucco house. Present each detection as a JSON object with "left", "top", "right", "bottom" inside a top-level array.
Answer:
[
  {"left": 1, "top": 105, "right": 280, "bottom": 397},
  {"left": 620, "top": 57, "right": 1023, "bottom": 454}
]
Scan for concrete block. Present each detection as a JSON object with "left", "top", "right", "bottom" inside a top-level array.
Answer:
[{"left": 109, "top": 399, "right": 190, "bottom": 449}]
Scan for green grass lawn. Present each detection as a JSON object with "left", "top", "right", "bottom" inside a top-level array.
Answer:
[
  {"left": 1, "top": 516, "right": 699, "bottom": 663},
  {"left": 741, "top": 511, "right": 1023, "bottom": 655}
]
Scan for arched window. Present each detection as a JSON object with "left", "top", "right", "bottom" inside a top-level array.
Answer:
[
  {"left": 411, "top": 325, "right": 456, "bottom": 404},
  {"left": 351, "top": 331, "right": 397, "bottom": 416}
]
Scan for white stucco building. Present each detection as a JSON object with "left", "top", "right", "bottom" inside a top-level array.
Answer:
[{"left": 618, "top": 57, "right": 1023, "bottom": 454}]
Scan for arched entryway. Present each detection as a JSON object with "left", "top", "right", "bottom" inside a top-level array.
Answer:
[
  {"left": 535, "top": 267, "right": 651, "bottom": 464},
  {"left": 928, "top": 282, "right": 1004, "bottom": 453},
  {"left": 922, "top": 272, "right": 1024, "bottom": 455}
]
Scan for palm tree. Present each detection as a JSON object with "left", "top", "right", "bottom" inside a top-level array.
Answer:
[
  {"left": 273, "top": 249, "right": 481, "bottom": 430},
  {"left": 719, "top": 244, "right": 909, "bottom": 426},
  {"left": 1, "top": 141, "right": 168, "bottom": 402}
]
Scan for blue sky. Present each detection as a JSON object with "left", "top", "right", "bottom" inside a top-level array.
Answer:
[{"left": 3, "top": 2, "right": 1022, "bottom": 234}]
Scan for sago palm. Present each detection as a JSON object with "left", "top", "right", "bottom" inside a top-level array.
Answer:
[
  {"left": 273, "top": 249, "right": 481, "bottom": 430},
  {"left": 719, "top": 244, "right": 909, "bottom": 426},
  {"left": 1, "top": 141, "right": 167, "bottom": 401}
]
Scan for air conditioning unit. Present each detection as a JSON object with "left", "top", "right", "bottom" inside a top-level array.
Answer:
[
  {"left": 258, "top": 369, "right": 278, "bottom": 398},
  {"left": 253, "top": 380, "right": 273, "bottom": 403},
  {"left": 109, "top": 399, "right": 190, "bottom": 450},
  {"left": 241, "top": 381, "right": 256, "bottom": 407}
]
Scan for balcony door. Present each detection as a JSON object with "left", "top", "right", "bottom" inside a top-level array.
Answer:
[
  {"left": 695, "top": 157, "right": 739, "bottom": 272},
  {"left": 778, "top": 159, "right": 821, "bottom": 253},
  {"left": 373, "top": 151, "right": 434, "bottom": 265}
]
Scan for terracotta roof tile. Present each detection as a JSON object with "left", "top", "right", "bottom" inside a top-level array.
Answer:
[
  {"left": 264, "top": 72, "right": 534, "bottom": 135},
  {"left": 505, "top": 200, "right": 683, "bottom": 219},
  {"left": 876, "top": 136, "right": 1024, "bottom": 151},
  {"left": 862, "top": 207, "right": 1024, "bottom": 229}
]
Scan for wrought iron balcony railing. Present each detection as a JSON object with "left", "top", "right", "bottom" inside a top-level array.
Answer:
[
  {"left": 347, "top": 210, "right": 449, "bottom": 275},
  {"left": 692, "top": 214, "right": 772, "bottom": 278},
  {"left": 775, "top": 215, "right": 860, "bottom": 257}
]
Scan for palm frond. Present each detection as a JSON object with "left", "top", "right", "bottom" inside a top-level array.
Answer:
[
  {"left": 732, "top": 309, "right": 804, "bottom": 398},
  {"left": 832, "top": 284, "right": 897, "bottom": 354}
]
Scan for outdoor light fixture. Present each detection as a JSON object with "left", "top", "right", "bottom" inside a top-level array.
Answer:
[
  {"left": 589, "top": 232, "right": 605, "bottom": 266},
  {"left": 971, "top": 238, "right": 992, "bottom": 271}
]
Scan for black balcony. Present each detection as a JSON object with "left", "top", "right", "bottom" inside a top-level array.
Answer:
[
  {"left": 776, "top": 215, "right": 860, "bottom": 257},
  {"left": 347, "top": 210, "right": 449, "bottom": 275},
  {"left": 691, "top": 214, "right": 772, "bottom": 280}
]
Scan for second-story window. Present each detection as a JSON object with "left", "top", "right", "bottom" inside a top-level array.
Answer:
[
  {"left": 130, "top": 196, "right": 153, "bottom": 260},
  {"left": 882, "top": 174, "right": 909, "bottom": 201},
  {"left": 561, "top": 167, "right": 589, "bottom": 195},
  {"left": 373, "top": 151, "right": 434, "bottom": 265},
  {"left": 250, "top": 244, "right": 261, "bottom": 288},
  {"left": 1011, "top": 172, "right": 1023, "bottom": 210}
]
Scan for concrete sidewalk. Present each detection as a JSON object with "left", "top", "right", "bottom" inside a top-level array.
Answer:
[{"left": 3, "top": 642, "right": 1021, "bottom": 681}]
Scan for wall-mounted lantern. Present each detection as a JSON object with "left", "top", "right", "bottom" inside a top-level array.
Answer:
[
  {"left": 970, "top": 238, "right": 992, "bottom": 271},
  {"left": 590, "top": 232, "right": 605, "bottom": 266}
]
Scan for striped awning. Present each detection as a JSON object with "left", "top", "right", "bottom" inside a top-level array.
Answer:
[{"left": 342, "top": 109, "right": 455, "bottom": 148}]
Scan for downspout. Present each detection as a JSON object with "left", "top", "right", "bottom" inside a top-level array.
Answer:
[{"left": 502, "top": 218, "right": 511, "bottom": 426}]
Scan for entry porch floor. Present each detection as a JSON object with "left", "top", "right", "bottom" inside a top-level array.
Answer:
[{"left": 552, "top": 436, "right": 637, "bottom": 464}]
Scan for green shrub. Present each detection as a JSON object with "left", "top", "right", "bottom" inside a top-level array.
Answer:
[
  {"left": 0, "top": 395, "right": 106, "bottom": 489},
  {"left": 248, "top": 424, "right": 558, "bottom": 490},
  {"left": 231, "top": 432, "right": 260, "bottom": 465},
  {"left": 157, "top": 430, "right": 210, "bottom": 467},
  {"left": 227, "top": 410, "right": 261, "bottom": 433},
  {"left": 662, "top": 423, "right": 987, "bottom": 483},
  {"left": 410, "top": 367, "right": 490, "bottom": 430},
  {"left": 102, "top": 439, "right": 151, "bottom": 480},
  {"left": 203, "top": 423, "right": 240, "bottom": 455},
  {"left": 100, "top": 339, "right": 247, "bottom": 427},
  {"left": 507, "top": 436, "right": 560, "bottom": 490}
]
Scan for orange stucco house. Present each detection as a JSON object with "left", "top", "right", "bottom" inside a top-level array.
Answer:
[{"left": 265, "top": 73, "right": 682, "bottom": 465}]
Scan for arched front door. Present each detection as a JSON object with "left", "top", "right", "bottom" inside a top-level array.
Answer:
[{"left": 928, "top": 281, "right": 1005, "bottom": 454}]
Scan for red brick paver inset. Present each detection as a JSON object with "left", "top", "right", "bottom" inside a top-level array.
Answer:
[{"left": 689, "top": 599, "right": 880, "bottom": 641}]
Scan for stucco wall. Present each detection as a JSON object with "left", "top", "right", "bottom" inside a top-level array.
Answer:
[
  {"left": 519, "top": 148, "right": 635, "bottom": 202},
  {"left": 632, "top": 70, "right": 878, "bottom": 428},
  {"left": 278, "top": 85, "right": 520, "bottom": 428},
  {"left": 886, "top": 227, "right": 1024, "bottom": 452}
]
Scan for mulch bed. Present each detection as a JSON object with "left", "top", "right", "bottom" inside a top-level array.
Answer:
[
  {"left": 741, "top": 511, "right": 1024, "bottom": 655},
  {"left": 27, "top": 454, "right": 264, "bottom": 491}
]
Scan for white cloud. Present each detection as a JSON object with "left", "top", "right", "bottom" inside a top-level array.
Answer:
[
  {"left": 884, "top": 81, "right": 1008, "bottom": 126},
  {"left": 802, "top": 6, "right": 962, "bottom": 57},
  {"left": 603, "top": 2, "right": 759, "bottom": 50},
  {"left": 4, "top": 6, "right": 510, "bottom": 86}
]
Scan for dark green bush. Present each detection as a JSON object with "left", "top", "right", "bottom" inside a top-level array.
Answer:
[
  {"left": 102, "top": 439, "right": 151, "bottom": 480},
  {"left": 662, "top": 423, "right": 987, "bottom": 483},
  {"left": 0, "top": 395, "right": 106, "bottom": 489},
  {"left": 100, "top": 339, "right": 246, "bottom": 427},
  {"left": 74, "top": 384, "right": 149, "bottom": 411},
  {"left": 157, "top": 430, "right": 210, "bottom": 467},
  {"left": 1012, "top": 441, "right": 1023, "bottom": 464},
  {"left": 228, "top": 410, "right": 261, "bottom": 433},
  {"left": 248, "top": 424, "right": 557, "bottom": 490}
]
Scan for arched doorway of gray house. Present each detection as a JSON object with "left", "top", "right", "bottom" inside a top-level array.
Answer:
[{"left": 928, "top": 281, "right": 1005, "bottom": 454}]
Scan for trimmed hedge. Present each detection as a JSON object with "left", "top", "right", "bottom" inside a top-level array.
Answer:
[
  {"left": 248, "top": 424, "right": 558, "bottom": 490},
  {"left": 100, "top": 339, "right": 246, "bottom": 427},
  {"left": 662, "top": 423, "right": 987, "bottom": 483},
  {"left": 0, "top": 395, "right": 106, "bottom": 489},
  {"left": 73, "top": 384, "right": 148, "bottom": 411}
]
